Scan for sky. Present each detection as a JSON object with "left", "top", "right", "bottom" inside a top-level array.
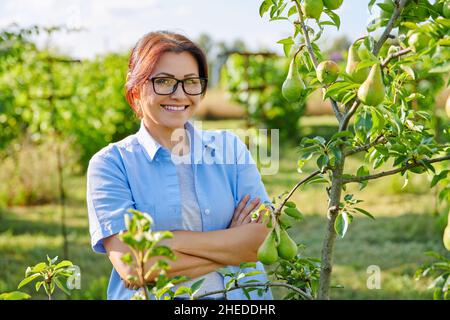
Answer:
[{"left": 0, "top": 0, "right": 373, "bottom": 59}]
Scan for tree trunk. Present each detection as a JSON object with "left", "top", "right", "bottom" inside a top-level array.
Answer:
[{"left": 317, "top": 156, "right": 345, "bottom": 299}]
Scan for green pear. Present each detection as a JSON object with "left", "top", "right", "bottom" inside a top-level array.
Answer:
[
  {"left": 408, "top": 32, "right": 431, "bottom": 52},
  {"left": 257, "top": 230, "right": 279, "bottom": 265},
  {"left": 357, "top": 63, "right": 385, "bottom": 106},
  {"left": 277, "top": 229, "right": 298, "bottom": 260},
  {"left": 444, "top": 225, "right": 450, "bottom": 251},
  {"left": 345, "top": 42, "right": 369, "bottom": 83},
  {"left": 444, "top": 0, "right": 450, "bottom": 18},
  {"left": 282, "top": 58, "right": 305, "bottom": 102},
  {"left": 357, "top": 41, "right": 372, "bottom": 60},
  {"left": 323, "top": 0, "right": 343, "bottom": 10},
  {"left": 303, "top": 0, "right": 323, "bottom": 20},
  {"left": 316, "top": 60, "right": 339, "bottom": 85}
]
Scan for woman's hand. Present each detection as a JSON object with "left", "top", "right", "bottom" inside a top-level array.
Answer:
[{"left": 228, "top": 194, "right": 264, "bottom": 228}]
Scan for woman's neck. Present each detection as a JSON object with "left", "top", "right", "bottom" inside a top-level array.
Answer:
[{"left": 143, "top": 119, "right": 190, "bottom": 155}]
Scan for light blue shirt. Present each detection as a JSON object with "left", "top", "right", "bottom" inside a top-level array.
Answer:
[{"left": 86, "top": 120, "right": 274, "bottom": 300}]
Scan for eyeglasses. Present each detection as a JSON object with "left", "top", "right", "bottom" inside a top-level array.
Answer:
[{"left": 149, "top": 76, "right": 208, "bottom": 96}]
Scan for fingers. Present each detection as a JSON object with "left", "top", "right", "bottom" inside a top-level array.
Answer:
[
  {"left": 237, "top": 197, "right": 261, "bottom": 225},
  {"left": 123, "top": 280, "right": 139, "bottom": 290},
  {"left": 255, "top": 208, "right": 267, "bottom": 224},
  {"left": 233, "top": 194, "right": 249, "bottom": 219},
  {"left": 229, "top": 194, "right": 250, "bottom": 227}
]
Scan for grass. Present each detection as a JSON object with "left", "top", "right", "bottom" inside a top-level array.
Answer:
[{"left": 0, "top": 116, "right": 448, "bottom": 300}]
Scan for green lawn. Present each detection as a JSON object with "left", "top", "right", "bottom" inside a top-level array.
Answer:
[{"left": 0, "top": 117, "right": 447, "bottom": 299}]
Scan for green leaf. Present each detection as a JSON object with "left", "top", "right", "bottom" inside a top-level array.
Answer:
[
  {"left": 305, "top": 175, "right": 330, "bottom": 186},
  {"left": 324, "top": 9, "right": 340, "bottom": 29},
  {"left": 329, "top": 130, "right": 353, "bottom": 142},
  {"left": 240, "top": 262, "right": 257, "bottom": 269},
  {"left": 243, "top": 271, "right": 263, "bottom": 277},
  {"left": 0, "top": 291, "right": 31, "bottom": 300},
  {"left": 353, "top": 207, "right": 375, "bottom": 220},
  {"left": 356, "top": 165, "right": 369, "bottom": 190},
  {"left": 431, "top": 170, "right": 449, "bottom": 188},
  {"left": 284, "top": 207, "right": 303, "bottom": 220},
  {"left": 236, "top": 273, "right": 246, "bottom": 281},
  {"left": 370, "top": 107, "right": 386, "bottom": 137},
  {"left": 276, "top": 37, "right": 294, "bottom": 45},
  {"left": 287, "top": 5, "right": 297, "bottom": 17},
  {"left": 344, "top": 194, "right": 353, "bottom": 202},
  {"left": 225, "top": 278, "right": 236, "bottom": 291},
  {"left": 31, "top": 262, "right": 47, "bottom": 273},
  {"left": 284, "top": 201, "right": 296, "bottom": 208},
  {"left": 334, "top": 212, "right": 349, "bottom": 238},
  {"left": 36, "top": 281, "right": 43, "bottom": 292},
  {"left": 190, "top": 278, "right": 205, "bottom": 294},
  {"left": 259, "top": 0, "right": 272, "bottom": 17},
  {"left": 429, "top": 62, "right": 450, "bottom": 74},
  {"left": 400, "top": 65, "right": 415, "bottom": 80},
  {"left": 216, "top": 267, "right": 233, "bottom": 277},
  {"left": 54, "top": 277, "right": 71, "bottom": 296},
  {"left": 174, "top": 286, "right": 191, "bottom": 297},
  {"left": 18, "top": 273, "right": 41, "bottom": 289},
  {"left": 316, "top": 154, "right": 329, "bottom": 171},
  {"left": 242, "top": 288, "right": 251, "bottom": 300},
  {"left": 54, "top": 260, "right": 73, "bottom": 270}
]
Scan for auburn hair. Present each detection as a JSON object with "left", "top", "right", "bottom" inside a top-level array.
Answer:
[{"left": 125, "top": 31, "right": 208, "bottom": 114}]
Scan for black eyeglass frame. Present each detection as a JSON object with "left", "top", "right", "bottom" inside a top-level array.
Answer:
[{"left": 149, "top": 76, "right": 208, "bottom": 96}]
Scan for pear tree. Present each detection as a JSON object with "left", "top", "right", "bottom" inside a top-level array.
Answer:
[{"left": 258, "top": 0, "right": 450, "bottom": 299}]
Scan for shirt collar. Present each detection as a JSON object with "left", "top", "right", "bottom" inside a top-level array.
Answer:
[{"left": 136, "top": 119, "right": 216, "bottom": 161}]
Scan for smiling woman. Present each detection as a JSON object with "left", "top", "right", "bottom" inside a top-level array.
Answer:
[{"left": 86, "top": 31, "right": 274, "bottom": 300}]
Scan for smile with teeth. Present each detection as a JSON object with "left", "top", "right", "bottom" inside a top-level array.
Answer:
[{"left": 161, "top": 104, "right": 188, "bottom": 112}]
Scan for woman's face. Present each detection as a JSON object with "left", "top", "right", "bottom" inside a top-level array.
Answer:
[{"left": 137, "top": 51, "right": 203, "bottom": 130}]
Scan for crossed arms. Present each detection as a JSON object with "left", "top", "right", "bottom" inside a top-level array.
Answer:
[{"left": 103, "top": 195, "right": 271, "bottom": 287}]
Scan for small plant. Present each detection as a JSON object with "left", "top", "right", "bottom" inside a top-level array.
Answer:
[
  {"left": 17, "top": 256, "right": 78, "bottom": 300},
  {"left": 415, "top": 251, "right": 450, "bottom": 300},
  {"left": 119, "top": 209, "right": 198, "bottom": 300}
]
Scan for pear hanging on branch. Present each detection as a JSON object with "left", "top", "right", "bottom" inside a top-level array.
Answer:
[
  {"left": 444, "top": 224, "right": 450, "bottom": 251},
  {"left": 323, "top": 0, "right": 343, "bottom": 10},
  {"left": 345, "top": 41, "right": 369, "bottom": 83},
  {"left": 282, "top": 56, "right": 305, "bottom": 102},
  {"left": 303, "top": 0, "right": 324, "bottom": 20},
  {"left": 277, "top": 229, "right": 298, "bottom": 260},
  {"left": 357, "top": 63, "right": 385, "bottom": 107},
  {"left": 316, "top": 60, "right": 339, "bottom": 85},
  {"left": 257, "top": 229, "right": 279, "bottom": 265}
]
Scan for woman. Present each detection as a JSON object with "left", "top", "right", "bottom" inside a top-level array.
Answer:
[{"left": 87, "top": 31, "right": 274, "bottom": 300}]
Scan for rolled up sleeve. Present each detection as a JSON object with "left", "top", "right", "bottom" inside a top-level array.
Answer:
[{"left": 86, "top": 153, "right": 134, "bottom": 254}]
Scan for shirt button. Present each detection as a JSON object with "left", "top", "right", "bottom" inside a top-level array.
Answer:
[{"left": 204, "top": 209, "right": 210, "bottom": 215}]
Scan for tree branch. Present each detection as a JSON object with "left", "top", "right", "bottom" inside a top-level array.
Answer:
[
  {"left": 381, "top": 47, "right": 413, "bottom": 68},
  {"left": 339, "top": 98, "right": 360, "bottom": 132},
  {"left": 342, "top": 155, "right": 450, "bottom": 184},
  {"left": 194, "top": 281, "right": 313, "bottom": 300},
  {"left": 274, "top": 169, "right": 323, "bottom": 216},
  {"left": 344, "top": 134, "right": 387, "bottom": 157},
  {"left": 292, "top": 0, "right": 343, "bottom": 121},
  {"left": 373, "top": 0, "right": 409, "bottom": 56}
]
